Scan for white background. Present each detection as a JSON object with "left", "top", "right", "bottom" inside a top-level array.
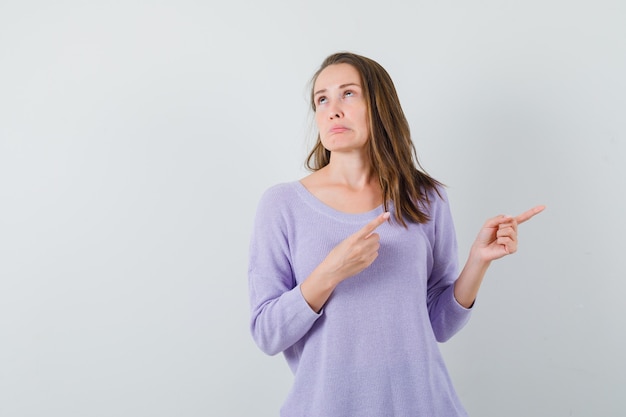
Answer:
[{"left": 1, "top": 1, "right": 625, "bottom": 416}]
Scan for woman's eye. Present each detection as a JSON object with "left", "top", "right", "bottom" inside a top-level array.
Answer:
[
  {"left": 344, "top": 91, "right": 354, "bottom": 97},
  {"left": 318, "top": 96, "right": 327, "bottom": 105}
]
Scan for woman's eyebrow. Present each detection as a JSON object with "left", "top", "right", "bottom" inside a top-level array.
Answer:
[{"left": 314, "top": 83, "right": 362, "bottom": 97}]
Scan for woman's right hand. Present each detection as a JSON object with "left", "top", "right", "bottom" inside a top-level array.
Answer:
[
  {"left": 320, "top": 211, "right": 391, "bottom": 282},
  {"left": 300, "top": 212, "right": 390, "bottom": 312}
]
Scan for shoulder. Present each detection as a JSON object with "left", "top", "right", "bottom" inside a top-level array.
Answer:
[
  {"left": 260, "top": 181, "right": 298, "bottom": 205},
  {"left": 254, "top": 181, "right": 302, "bottom": 221},
  {"left": 423, "top": 185, "right": 451, "bottom": 214},
  {"left": 427, "top": 184, "right": 448, "bottom": 202},
  {"left": 259, "top": 182, "right": 299, "bottom": 202},
  {"left": 415, "top": 185, "right": 454, "bottom": 238}
]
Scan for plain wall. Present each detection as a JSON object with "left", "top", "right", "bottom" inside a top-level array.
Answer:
[{"left": 1, "top": 1, "right": 624, "bottom": 416}]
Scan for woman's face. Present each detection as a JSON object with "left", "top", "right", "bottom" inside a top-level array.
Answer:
[{"left": 313, "top": 63, "right": 370, "bottom": 155}]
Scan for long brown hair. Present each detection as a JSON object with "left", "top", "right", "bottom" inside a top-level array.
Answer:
[{"left": 306, "top": 52, "right": 442, "bottom": 227}]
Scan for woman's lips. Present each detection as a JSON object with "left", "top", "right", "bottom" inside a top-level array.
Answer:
[{"left": 329, "top": 126, "right": 349, "bottom": 134}]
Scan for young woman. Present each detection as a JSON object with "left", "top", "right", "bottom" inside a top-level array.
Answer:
[{"left": 248, "top": 52, "right": 544, "bottom": 416}]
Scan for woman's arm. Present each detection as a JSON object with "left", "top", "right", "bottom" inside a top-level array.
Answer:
[{"left": 249, "top": 185, "right": 389, "bottom": 355}]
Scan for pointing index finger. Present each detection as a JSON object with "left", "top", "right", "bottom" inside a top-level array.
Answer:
[
  {"left": 359, "top": 212, "right": 391, "bottom": 238},
  {"left": 515, "top": 205, "right": 546, "bottom": 224}
]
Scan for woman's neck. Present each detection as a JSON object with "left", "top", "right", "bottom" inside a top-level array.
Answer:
[{"left": 323, "top": 152, "right": 375, "bottom": 191}]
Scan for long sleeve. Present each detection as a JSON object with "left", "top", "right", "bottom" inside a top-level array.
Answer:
[
  {"left": 248, "top": 186, "right": 321, "bottom": 356},
  {"left": 425, "top": 188, "right": 472, "bottom": 342}
]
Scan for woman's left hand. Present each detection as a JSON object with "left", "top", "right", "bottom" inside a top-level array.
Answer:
[
  {"left": 472, "top": 205, "right": 546, "bottom": 262},
  {"left": 455, "top": 205, "right": 546, "bottom": 308}
]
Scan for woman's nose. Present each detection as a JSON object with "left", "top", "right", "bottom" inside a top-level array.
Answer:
[{"left": 329, "top": 103, "right": 343, "bottom": 119}]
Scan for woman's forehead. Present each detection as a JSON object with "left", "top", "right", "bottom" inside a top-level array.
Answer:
[{"left": 314, "top": 63, "right": 362, "bottom": 92}]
